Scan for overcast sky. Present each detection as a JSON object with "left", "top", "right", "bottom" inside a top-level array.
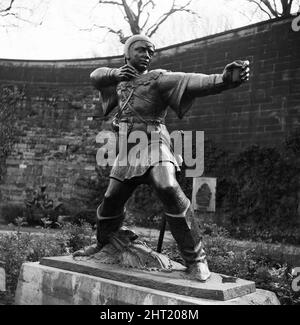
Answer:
[{"left": 0, "top": 0, "right": 298, "bottom": 60}]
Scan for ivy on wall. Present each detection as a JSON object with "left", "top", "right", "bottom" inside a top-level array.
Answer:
[
  {"left": 0, "top": 86, "right": 23, "bottom": 182},
  {"left": 214, "top": 132, "right": 300, "bottom": 227}
]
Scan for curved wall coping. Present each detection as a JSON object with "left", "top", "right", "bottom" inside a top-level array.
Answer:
[{"left": 0, "top": 16, "right": 292, "bottom": 68}]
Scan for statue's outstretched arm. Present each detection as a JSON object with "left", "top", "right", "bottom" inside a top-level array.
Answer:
[
  {"left": 186, "top": 60, "right": 250, "bottom": 97},
  {"left": 185, "top": 73, "right": 225, "bottom": 97}
]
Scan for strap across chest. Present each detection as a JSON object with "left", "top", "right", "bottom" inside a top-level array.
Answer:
[{"left": 118, "top": 85, "right": 162, "bottom": 125}]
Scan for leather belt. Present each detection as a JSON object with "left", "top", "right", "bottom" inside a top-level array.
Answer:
[{"left": 119, "top": 117, "right": 165, "bottom": 125}]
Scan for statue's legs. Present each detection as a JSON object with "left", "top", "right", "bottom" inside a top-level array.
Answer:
[
  {"left": 73, "top": 177, "right": 137, "bottom": 257},
  {"left": 147, "top": 162, "right": 211, "bottom": 281},
  {"left": 74, "top": 161, "right": 210, "bottom": 281},
  {"left": 96, "top": 177, "right": 138, "bottom": 247}
]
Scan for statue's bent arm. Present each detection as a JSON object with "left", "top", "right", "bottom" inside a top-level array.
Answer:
[
  {"left": 90, "top": 67, "right": 117, "bottom": 89},
  {"left": 90, "top": 68, "right": 119, "bottom": 116}
]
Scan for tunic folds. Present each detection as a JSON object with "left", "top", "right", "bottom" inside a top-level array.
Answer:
[{"left": 98, "top": 69, "right": 220, "bottom": 182}]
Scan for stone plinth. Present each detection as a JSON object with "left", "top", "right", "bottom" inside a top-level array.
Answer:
[
  {"left": 14, "top": 258, "right": 280, "bottom": 305},
  {"left": 40, "top": 256, "right": 255, "bottom": 301}
]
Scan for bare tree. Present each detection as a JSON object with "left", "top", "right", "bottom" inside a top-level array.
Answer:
[
  {"left": 0, "top": 0, "right": 49, "bottom": 27},
  {"left": 246, "top": 0, "right": 299, "bottom": 19},
  {"left": 90, "top": 0, "right": 201, "bottom": 43},
  {"left": 0, "top": 0, "right": 17, "bottom": 18}
]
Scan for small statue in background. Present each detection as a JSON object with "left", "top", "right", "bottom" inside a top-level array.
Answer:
[
  {"left": 25, "top": 184, "right": 54, "bottom": 211},
  {"left": 24, "top": 185, "right": 59, "bottom": 225}
]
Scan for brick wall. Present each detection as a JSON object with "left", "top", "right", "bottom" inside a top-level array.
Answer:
[{"left": 0, "top": 16, "right": 299, "bottom": 207}]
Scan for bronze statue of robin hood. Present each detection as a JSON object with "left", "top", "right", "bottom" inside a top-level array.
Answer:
[{"left": 74, "top": 35, "right": 250, "bottom": 282}]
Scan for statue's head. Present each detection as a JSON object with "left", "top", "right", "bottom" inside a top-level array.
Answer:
[{"left": 124, "top": 34, "right": 155, "bottom": 72}]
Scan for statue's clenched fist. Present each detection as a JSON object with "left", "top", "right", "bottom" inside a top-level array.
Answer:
[
  {"left": 222, "top": 60, "right": 250, "bottom": 86},
  {"left": 111, "top": 64, "right": 139, "bottom": 82}
]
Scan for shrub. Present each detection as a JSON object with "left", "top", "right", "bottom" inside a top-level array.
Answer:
[
  {"left": 0, "top": 230, "right": 66, "bottom": 296},
  {"left": 226, "top": 224, "right": 300, "bottom": 245},
  {"left": 125, "top": 185, "right": 164, "bottom": 229},
  {"left": 59, "top": 221, "right": 95, "bottom": 253},
  {"left": 160, "top": 236, "right": 300, "bottom": 305},
  {"left": 218, "top": 144, "right": 299, "bottom": 226},
  {"left": 205, "top": 131, "right": 300, "bottom": 244},
  {"left": 0, "top": 220, "right": 95, "bottom": 299},
  {"left": 0, "top": 204, "right": 25, "bottom": 225},
  {"left": 124, "top": 205, "right": 164, "bottom": 229}
]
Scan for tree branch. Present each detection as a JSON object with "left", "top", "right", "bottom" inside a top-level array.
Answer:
[
  {"left": 0, "top": 11, "right": 17, "bottom": 17},
  {"left": 247, "top": 0, "right": 295, "bottom": 18},
  {"left": 137, "top": 0, "right": 155, "bottom": 30},
  {"left": 136, "top": 0, "right": 152, "bottom": 22},
  {"left": 272, "top": 0, "right": 278, "bottom": 13},
  {"left": 141, "top": 12, "right": 150, "bottom": 29},
  {"left": 146, "top": 0, "right": 200, "bottom": 37},
  {"left": 261, "top": 0, "right": 280, "bottom": 17},
  {"left": 122, "top": 0, "right": 139, "bottom": 33},
  {"left": 247, "top": 0, "right": 274, "bottom": 18},
  {"left": 81, "top": 24, "right": 126, "bottom": 43},
  {"left": 0, "top": 0, "right": 50, "bottom": 28},
  {"left": 93, "top": 0, "right": 200, "bottom": 41},
  {"left": 286, "top": 0, "right": 294, "bottom": 14},
  {"left": 98, "top": 0, "right": 123, "bottom": 6},
  {"left": 281, "top": 0, "right": 288, "bottom": 13},
  {"left": 141, "top": 0, "right": 155, "bottom": 12},
  {"left": 0, "top": 0, "right": 15, "bottom": 12}
]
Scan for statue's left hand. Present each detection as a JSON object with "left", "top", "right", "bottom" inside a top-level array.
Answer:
[{"left": 222, "top": 60, "right": 250, "bottom": 86}]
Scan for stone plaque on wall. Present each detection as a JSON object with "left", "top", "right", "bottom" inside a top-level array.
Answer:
[{"left": 192, "top": 177, "right": 216, "bottom": 212}]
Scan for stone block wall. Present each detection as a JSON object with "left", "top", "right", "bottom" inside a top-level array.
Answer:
[
  {"left": 0, "top": 17, "right": 299, "bottom": 209},
  {"left": 0, "top": 83, "right": 102, "bottom": 206},
  {"left": 152, "top": 17, "right": 300, "bottom": 149}
]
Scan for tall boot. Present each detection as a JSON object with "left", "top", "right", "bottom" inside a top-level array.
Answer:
[
  {"left": 73, "top": 204, "right": 125, "bottom": 257},
  {"left": 165, "top": 214, "right": 211, "bottom": 282},
  {"left": 96, "top": 205, "right": 125, "bottom": 247}
]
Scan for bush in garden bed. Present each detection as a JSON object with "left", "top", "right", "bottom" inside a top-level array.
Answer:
[
  {"left": 0, "top": 204, "right": 25, "bottom": 225},
  {"left": 161, "top": 234, "right": 300, "bottom": 305},
  {"left": 0, "top": 220, "right": 95, "bottom": 301}
]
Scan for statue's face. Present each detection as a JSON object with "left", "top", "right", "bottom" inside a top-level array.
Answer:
[{"left": 127, "top": 40, "right": 155, "bottom": 72}]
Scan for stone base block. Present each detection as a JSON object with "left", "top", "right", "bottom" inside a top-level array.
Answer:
[{"left": 15, "top": 262, "right": 280, "bottom": 305}]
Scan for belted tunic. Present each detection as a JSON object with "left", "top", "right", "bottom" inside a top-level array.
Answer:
[{"left": 94, "top": 68, "right": 225, "bottom": 181}]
